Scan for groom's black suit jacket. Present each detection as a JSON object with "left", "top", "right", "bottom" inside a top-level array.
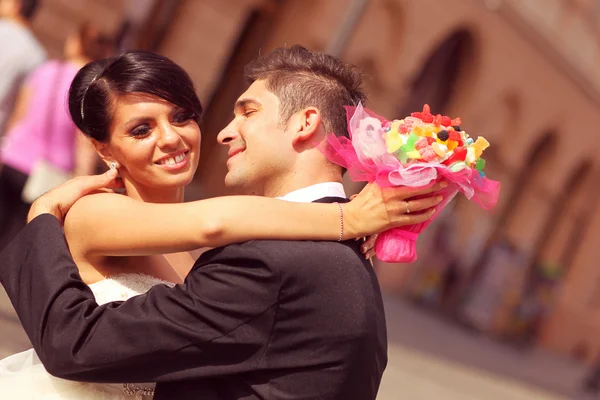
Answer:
[{"left": 0, "top": 197, "right": 387, "bottom": 399}]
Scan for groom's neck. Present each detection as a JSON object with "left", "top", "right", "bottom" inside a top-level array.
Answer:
[
  {"left": 236, "top": 161, "right": 343, "bottom": 198},
  {"left": 263, "top": 172, "right": 343, "bottom": 199},
  {"left": 266, "top": 179, "right": 341, "bottom": 198}
]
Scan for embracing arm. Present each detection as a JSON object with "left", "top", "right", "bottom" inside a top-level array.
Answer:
[
  {"left": 0, "top": 214, "right": 278, "bottom": 382},
  {"left": 64, "top": 183, "right": 443, "bottom": 258},
  {"left": 65, "top": 193, "right": 352, "bottom": 257}
]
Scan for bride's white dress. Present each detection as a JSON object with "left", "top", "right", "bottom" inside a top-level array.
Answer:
[{"left": 0, "top": 274, "right": 174, "bottom": 399}]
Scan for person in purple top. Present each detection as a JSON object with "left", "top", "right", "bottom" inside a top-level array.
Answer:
[{"left": 0, "top": 22, "right": 113, "bottom": 250}]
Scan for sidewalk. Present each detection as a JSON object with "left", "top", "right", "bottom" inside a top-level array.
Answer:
[
  {"left": 379, "top": 344, "right": 570, "bottom": 400},
  {"left": 0, "top": 289, "right": 30, "bottom": 359},
  {"left": 382, "top": 294, "right": 594, "bottom": 400}
]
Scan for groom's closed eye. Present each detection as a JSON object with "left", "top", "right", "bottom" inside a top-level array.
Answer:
[{"left": 234, "top": 98, "right": 261, "bottom": 116}]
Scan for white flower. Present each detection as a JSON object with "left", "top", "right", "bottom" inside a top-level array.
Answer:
[{"left": 349, "top": 104, "right": 388, "bottom": 165}]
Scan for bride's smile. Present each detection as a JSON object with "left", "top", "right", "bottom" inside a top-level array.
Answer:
[{"left": 155, "top": 150, "right": 190, "bottom": 171}]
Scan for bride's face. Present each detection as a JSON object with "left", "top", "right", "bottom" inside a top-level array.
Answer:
[{"left": 103, "top": 93, "right": 201, "bottom": 191}]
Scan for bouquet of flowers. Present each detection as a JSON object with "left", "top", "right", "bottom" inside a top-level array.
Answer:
[{"left": 320, "top": 103, "right": 501, "bottom": 263}]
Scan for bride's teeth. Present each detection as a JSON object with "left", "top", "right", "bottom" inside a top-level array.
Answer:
[{"left": 160, "top": 153, "right": 186, "bottom": 165}]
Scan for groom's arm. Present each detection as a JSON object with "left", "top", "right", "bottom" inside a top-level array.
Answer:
[{"left": 0, "top": 214, "right": 280, "bottom": 383}]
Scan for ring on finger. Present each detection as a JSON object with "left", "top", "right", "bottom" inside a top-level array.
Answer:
[{"left": 405, "top": 201, "right": 411, "bottom": 214}]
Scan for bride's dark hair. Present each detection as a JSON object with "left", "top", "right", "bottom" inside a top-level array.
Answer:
[{"left": 69, "top": 50, "right": 202, "bottom": 142}]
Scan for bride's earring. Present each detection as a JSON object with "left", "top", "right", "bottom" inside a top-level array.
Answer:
[{"left": 109, "top": 162, "right": 118, "bottom": 170}]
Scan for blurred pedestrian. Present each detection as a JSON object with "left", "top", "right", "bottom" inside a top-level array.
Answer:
[
  {"left": 0, "top": 0, "right": 45, "bottom": 136},
  {"left": 0, "top": 23, "right": 114, "bottom": 251},
  {"left": 583, "top": 353, "right": 600, "bottom": 393}
]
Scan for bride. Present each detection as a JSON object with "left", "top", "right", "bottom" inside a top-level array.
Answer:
[{"left": 0, "top": 51, "right": 442, "bottom": 399}]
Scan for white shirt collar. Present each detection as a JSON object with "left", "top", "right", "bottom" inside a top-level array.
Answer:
[{"left": 276, "top": 182, "right": 347, "bottom": 203}]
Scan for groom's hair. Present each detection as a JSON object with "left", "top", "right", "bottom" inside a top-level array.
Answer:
[{"left": 244, "top": 45, "right": 367, "bottom": 139}]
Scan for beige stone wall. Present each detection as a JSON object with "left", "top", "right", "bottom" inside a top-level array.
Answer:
[
  {"left": 31, "top": 0, "right": 126, "bottom": 58},
  {"left": 158, "top": 0, "right": 263, "bottom": 105},
  {"left": 540, "top": 199, "right": 600, "bottom": 358}
]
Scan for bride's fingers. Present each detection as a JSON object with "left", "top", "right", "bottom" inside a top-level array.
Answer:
[
  {"left": 105, "top": 177, "right": 125, "bottom": 189},
  {"left": 349, "top": 181, "right": 445, "bottom": 234},
  {"left": 387, "top": 181, "right": 448, "bottom": 201},
  {"left": 401, "top": 195, "right": 444, "bottom": 214},
  {"left": 408, "top": 181, "right": 448, "bottom": 197},
  {"left": 396, "top": 208, "right": 436, "bottom": 226},
  {"left": 365, "top": 249, "right": 376, "bottom": 260},
  {"left": 361, "top": 234, "right": 377, "bottom": 254},
  {"left": 69, "top": 169, "right": 120, "bottom": 195}
]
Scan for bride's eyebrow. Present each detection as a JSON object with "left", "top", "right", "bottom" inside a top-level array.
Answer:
[
  {"left": 167, "top": 106, "right": 185, "bottom": 117},
  {"left": 123, "top": 116, "right": 151, "bottom": 129}
]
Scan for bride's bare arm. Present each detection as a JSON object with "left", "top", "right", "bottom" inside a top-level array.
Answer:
[{"left": 64, "top": 182, "right": 444, "bottom": 258}]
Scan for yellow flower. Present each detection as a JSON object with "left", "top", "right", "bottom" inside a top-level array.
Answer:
[
  {"left": 472, "top": 137, "right": 489, "bottom": 158},
  {"left": 412, "top": 126, "right": 425, "bottom": 136},
  {"left": 390, "top": 120, "right": 402, "bottom": 133},
  {"left": 384, "top": 131, "right": 405, "bottom": 153},
  {"left": 406, "top": 150, "right": 422, "bottom": 160}
]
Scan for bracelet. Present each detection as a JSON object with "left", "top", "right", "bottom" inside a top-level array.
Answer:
[{"left": 335, "top": 202, "right": 344, "bottom": 241}]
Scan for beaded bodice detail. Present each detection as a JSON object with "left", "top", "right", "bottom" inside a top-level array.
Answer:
[
  {"left": 88, "top": 273, "right": 174, "bottom": 305},
  {"left": 87, "top": 274, "right": 175, "bottom": 399}
]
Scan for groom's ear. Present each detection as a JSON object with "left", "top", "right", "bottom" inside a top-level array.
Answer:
[{"left": 291, "top": 107, "right": 322, "bottom": 146}]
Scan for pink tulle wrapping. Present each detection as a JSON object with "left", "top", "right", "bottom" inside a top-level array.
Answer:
[{"left": 319, "top": 104, "right": 501, "bottom": 263}]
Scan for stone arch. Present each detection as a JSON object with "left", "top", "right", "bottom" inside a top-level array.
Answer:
[
  {"left": 460, "top": 131, "right": 558, "bottom": 331},
  {"left": 539, "top": 171, "right": 600, "bottom": 357},
  {"left": 475, "top": 92, "right": 521, "bottom": 145},
  {"left": 535, "top": 160, "right": 595, "bottom": 271},
  {"left": 481, "top": 130, "right": 556, "bottom": 261},
  {"left": 511, "top": 160, "right": 596, "bottom": 341},
  {"left": 397, "top": 27, "right": 478, "bottom": 117},
  {"left": 559, "top": 172, "right": 600, "bottom": 272},
  {"left": 496, "top": 131, "right": 558, "bottom": 246},
  {"left": 191, "top": 0, "right": 285, "bottom": 199},
  {"left": 342, "top": 0, "right": 405, "bottom": 99},
  {"left": 441, "top": 92, "right": 521, "bottom": 273}
]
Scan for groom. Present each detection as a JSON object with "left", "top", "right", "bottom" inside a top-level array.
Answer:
[{"left": 0, "top": 46, "right": 440, "bottom": 399}]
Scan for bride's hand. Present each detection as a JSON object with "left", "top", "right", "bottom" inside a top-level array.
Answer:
[
  {"left": 27, "top": 169, "right": 123, "bottom": 225},
  {"left": 344, "top": 181, "right": 447, "bottom": 239},
  {"left": 359, "top": 234, "right": 378, "bottom": 260},
  {"left": 348, "top": 193, "right": 378, "bottom": 261}
]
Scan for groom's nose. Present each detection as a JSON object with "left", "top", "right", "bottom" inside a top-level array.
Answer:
[{"left": 217, "top": 121, "right": 239, "bottom": 145}]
